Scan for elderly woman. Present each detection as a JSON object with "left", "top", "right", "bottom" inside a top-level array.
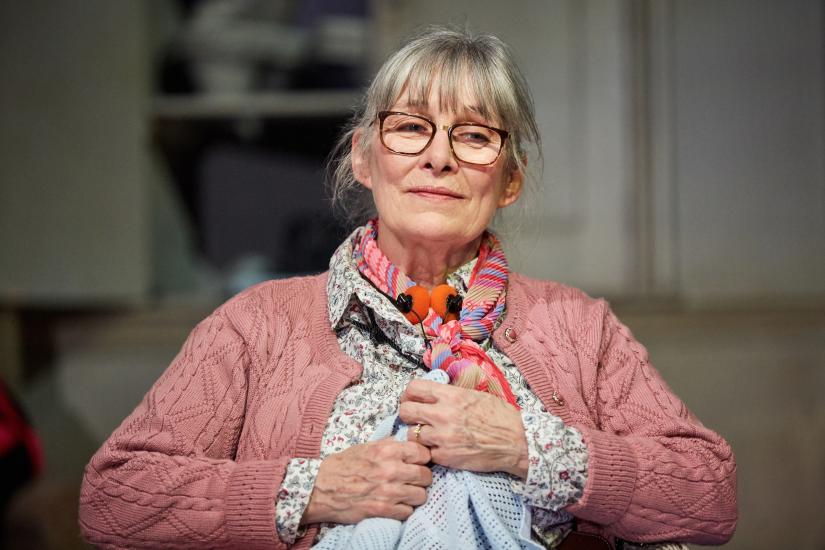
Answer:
[{"left": 79, "top": 27, "right": 737, "bottom": 550}]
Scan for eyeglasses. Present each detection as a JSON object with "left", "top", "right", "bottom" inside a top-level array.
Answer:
[{"left": 377, "top": 111, "right": 509, "bottom": 166}]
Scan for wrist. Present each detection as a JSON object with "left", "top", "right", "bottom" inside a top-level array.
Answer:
[
  {"left": 503, "top": 409, "right": 530, "bottom": 480},
  {"left": 278, "top": 458, "right": 321, "bottom": 539},
  {"left": 300, "top": 473, "right": 332, "bottom": 525},
  {"left": 301, "top": 481, "right": 339, "bottom": 525},
  {"left": 508, "top": 430, "right": 530, "bottom": 480},
  {"left": 299, "top": 455, "right": 343, "bottom": 525},
  {"left": 300, "top": 493, "right": 325, "bottom": 526}
]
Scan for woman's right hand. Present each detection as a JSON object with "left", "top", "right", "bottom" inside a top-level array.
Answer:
[{"left": 300, "top": 439, "right": 432, "bottom": 525}]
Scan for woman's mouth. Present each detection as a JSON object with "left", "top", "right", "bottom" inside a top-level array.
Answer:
[{"left": 406, "top": 186, "right": 464, "bottom": 200}]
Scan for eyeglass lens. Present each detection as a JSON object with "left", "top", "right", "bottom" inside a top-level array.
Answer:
[{"left": 380, "top": 113, "right": 503, "bottom": 165}]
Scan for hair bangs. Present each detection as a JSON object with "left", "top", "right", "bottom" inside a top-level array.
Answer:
[{"left": 386, "top": 49, "right": 502, "bottom": 125}]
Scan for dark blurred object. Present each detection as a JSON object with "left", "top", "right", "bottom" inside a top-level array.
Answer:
[
  {"left": 200, "top": 143, "right": 345, "bottom": 276},
  {"left": 173, "top": 0, "right": 305, "bottom": 94},
  {"left": 0, "top": 379, "right": 43, "bottom": 521},
  {"left": 151, "top": 0, "right": 366, "bottom": 287},
  {"left": 280, "top": 212, "right": 347, "bottom": 273},
  {"left": 153, "top": 114, "right": 350, "bottom": 277},
  {"left": 3, "top": 480, "right": 90, "bottom": 550},
  {"left": 291, "top": 0, "right": 369, "bottom": 89},
  {"left": 157, "top": 0, "right": 369, "bottom": 94}
]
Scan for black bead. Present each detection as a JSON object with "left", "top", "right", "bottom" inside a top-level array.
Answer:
[
  {"left": 395, "top": 293, "right": 413, "bottom": 313},
  {"left": 446, "top": 294, "right": 463, "bottom": 314}
]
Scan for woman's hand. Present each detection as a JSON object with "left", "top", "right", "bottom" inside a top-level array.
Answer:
[
  {"left": 301, "top": 440, "right": 432, "bottom": 525},
  {"left": 399, "top": 380, "right": 530, "bottom": 479}
]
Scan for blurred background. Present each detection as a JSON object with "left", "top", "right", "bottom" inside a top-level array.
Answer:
[{"left": 0, "top": 0, "right": 823, "bottom": 548}]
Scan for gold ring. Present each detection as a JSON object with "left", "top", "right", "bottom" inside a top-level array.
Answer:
[{"left": 414, "top": 423, "right": 423, "bottom": 443}]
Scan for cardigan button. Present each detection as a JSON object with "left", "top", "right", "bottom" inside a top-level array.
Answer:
[{"left": 504, "top": 327, "right": 517, "bottom": 343}]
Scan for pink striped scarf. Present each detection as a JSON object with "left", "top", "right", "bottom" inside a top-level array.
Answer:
[{"left": 354, "top": 219, "right": 518, "bottom": 408}]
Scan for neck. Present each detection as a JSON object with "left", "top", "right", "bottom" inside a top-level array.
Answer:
[{"left": 376, "top": 229, "right": 481, "bottom": 289}]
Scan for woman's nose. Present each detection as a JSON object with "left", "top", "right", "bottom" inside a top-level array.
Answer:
[{"left": 419, "top": 127, "right": 458, "bottom": 173}]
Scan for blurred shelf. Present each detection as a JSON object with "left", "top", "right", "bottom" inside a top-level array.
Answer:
[{"left": 151, "top": 90, "right": 362, "bottom": 119}]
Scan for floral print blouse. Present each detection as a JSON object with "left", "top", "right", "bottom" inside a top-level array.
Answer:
[{"left": 274, "top": 234, "right": 589, "bottom": 548}]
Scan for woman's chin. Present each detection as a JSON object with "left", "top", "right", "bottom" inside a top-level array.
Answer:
[{"left": 388, "top": 213, "right": 485, "bottom": 246}]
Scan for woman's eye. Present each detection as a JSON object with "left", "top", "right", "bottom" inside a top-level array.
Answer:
[
  {"left": 455, "top": 129, "right": 493, "bottom": 146},
  {"left": 396, "top": 122, "right": 428, "bottom": 133}
]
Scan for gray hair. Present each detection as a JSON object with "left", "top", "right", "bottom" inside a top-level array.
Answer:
[{"left": 326, "top": 25, "right": 541, "bottom": 227}]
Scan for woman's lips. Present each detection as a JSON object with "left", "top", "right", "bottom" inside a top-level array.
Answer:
[{"left": 406, "top": 186, "right": 464, "bottom": 200}]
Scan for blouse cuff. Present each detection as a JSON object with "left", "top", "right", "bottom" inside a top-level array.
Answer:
[
  {"left": 275, "top": 457, "right": 322, "bottom": 544},
  {"left": 510, "top": 410, "right": 589, "bottom": 511}
]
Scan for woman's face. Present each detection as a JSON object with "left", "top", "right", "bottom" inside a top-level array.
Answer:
[{"left": 352, "top": 89, "right": 523, "bottom": 251}]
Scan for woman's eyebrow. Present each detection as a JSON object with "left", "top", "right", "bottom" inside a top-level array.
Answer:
[
  {"left": 460, "top": 106, "right": 487, "bottom": 120},
  {"left": 452, "top": 107, "right": 496, "bottom": 126},
  {"left": 391, "top": 101, "right": 491, "bottom": 123},
  {"left": 396, "top": 100, "right": 429, "bottom": 113}
]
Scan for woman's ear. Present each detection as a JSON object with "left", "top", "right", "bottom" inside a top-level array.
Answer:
[
  {"left": 497, "top": 167, "right": 524, "bottom": 208},
  {"left": 351, "top": 129, "right": 372, "bottom": 189}
]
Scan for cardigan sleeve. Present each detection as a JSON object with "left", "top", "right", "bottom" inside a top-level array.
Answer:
[
  {"left": 565, "top": 304, "right": 737, "bottom": 545},
  {"left": 78, "top": 305, "right": 292, "bottom": 550}
]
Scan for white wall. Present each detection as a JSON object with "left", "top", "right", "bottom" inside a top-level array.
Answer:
[
  {"left": 652, "top": 0, "right": 825, "bottom": 304},
  {"left": 375, "top": 0, "right": 825, "bottom": 304},
  {"left": 0, "top": 2, "right": 151, "bottom": 305}
]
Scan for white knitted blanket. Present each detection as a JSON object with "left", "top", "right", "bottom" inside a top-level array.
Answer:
[{"left": 312, "top": 370, "right": 542, "bottom": 550}]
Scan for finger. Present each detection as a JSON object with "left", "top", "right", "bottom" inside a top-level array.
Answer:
[
  {"left": 384, "top": 503, "right": 414, "bottom": 521},
  {"left": 399, "top": 379, "right": 443, "bottom": 404},
  {"left": 406, "top": 422, "right": 421, "bottom": 444},
  {"left": 395, "top": 440, "right": 431, "bottom": 465},
  {"left": 398, "top": 401, "right": 440, "bottom": 426},
  {"left": 405, "top": 464, "right": 433, "bottom": 487},
  {"left": 405, "top": 422, "right": 434, "bottom": 447},
  {"left": 428, "top": 447, "right": 458, "bottom": 471},
  {"left": 392, "top": 462, "right": 433, "bottom": 486},
  {"left": 399, "top": 485, "right": 428, "bottom": 507}
]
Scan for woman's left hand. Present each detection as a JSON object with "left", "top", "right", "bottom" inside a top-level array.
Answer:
[{"left": 399, "top": 380, "right": 529, "bottom": 479}]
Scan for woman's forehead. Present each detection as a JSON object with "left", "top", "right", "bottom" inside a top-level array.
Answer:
[{"left": 389, "top": 78, "right": 497, "bottom": 121}]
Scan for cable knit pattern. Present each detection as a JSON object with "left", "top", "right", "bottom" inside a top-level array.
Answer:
[
  {"left": 78, "top": 272, "right": 737, "bottom": 549},
  {"left": 495, "top": 275, "right": 738, "bottom": 544}
]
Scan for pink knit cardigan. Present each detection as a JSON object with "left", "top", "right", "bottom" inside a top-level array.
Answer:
[{"left": 78, "top": 272, "right": 737, "bottom": 549}]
